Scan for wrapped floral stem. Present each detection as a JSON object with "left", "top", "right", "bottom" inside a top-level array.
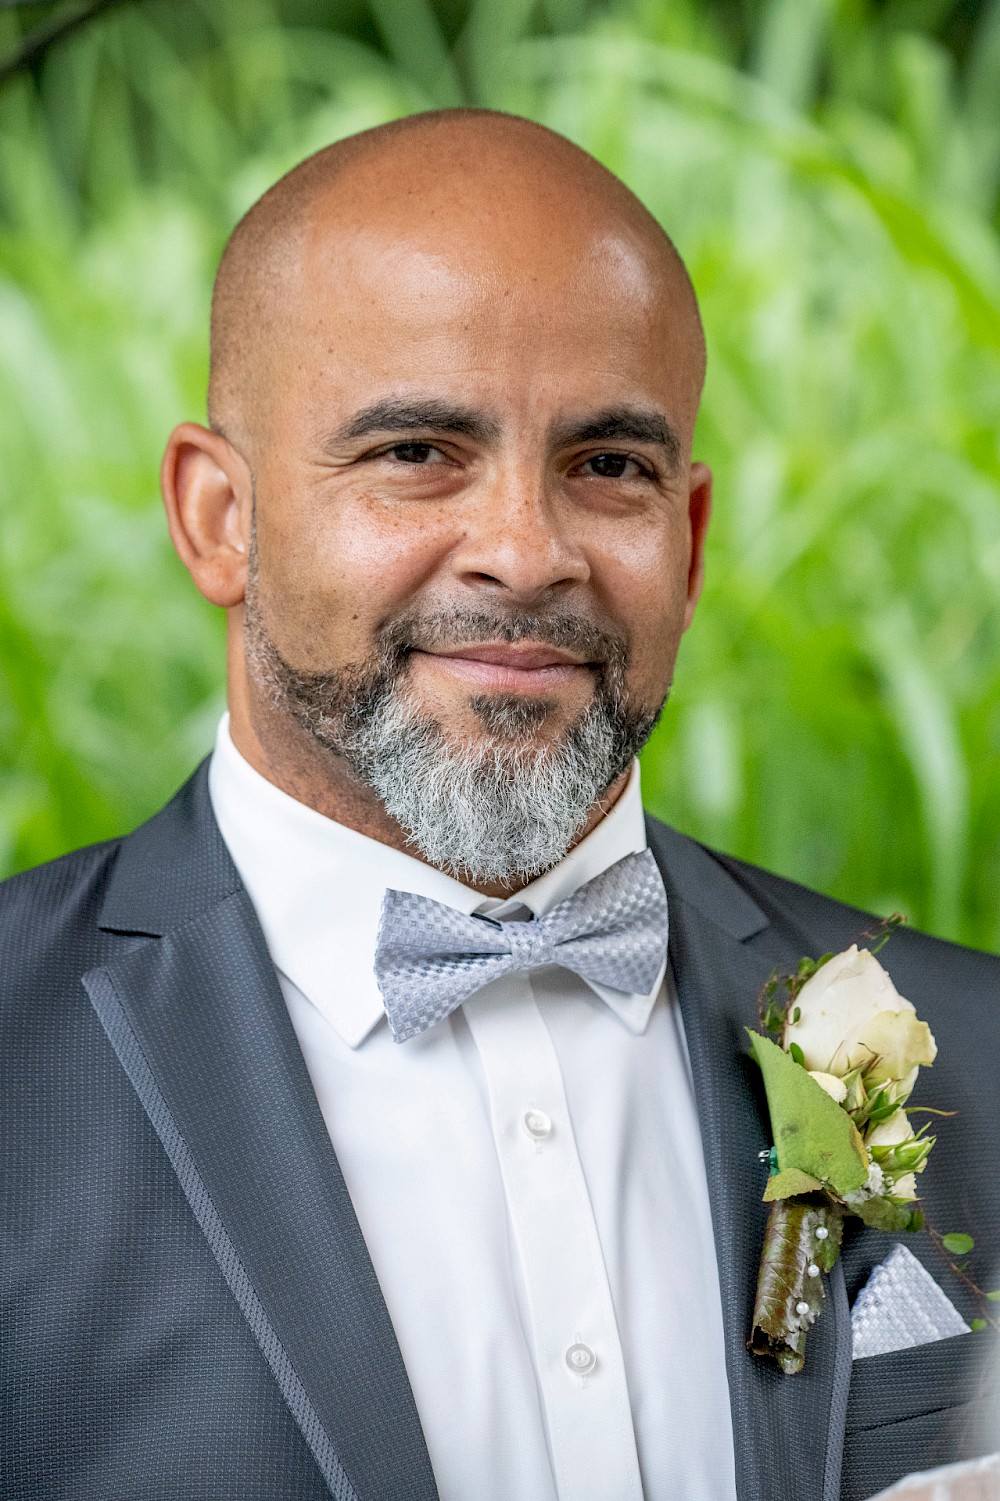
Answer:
[
  {"left": 750, "top": 1199, "right": 844, "bottom": 1373},
  {"left": 748, "top": 939, "right": 937, "bottom": 1373}
]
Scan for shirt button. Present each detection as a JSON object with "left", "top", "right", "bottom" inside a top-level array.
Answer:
[
  {"left": 565, "top": 1342, "right": 597, "bottom": 1375},
  {"left": 522, "top": 1109, "right": 553, "bottom": 1141}
]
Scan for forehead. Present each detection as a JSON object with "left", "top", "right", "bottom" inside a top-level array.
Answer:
[{"left": 266, "top": 169, "right": 702, "bottom": 436}]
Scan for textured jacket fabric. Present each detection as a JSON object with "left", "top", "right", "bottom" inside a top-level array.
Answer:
[{"left": 2, "top": 760, "right": 999, "bottom": 1501}]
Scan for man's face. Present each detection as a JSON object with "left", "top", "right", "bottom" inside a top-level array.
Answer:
[{"left": 243, "top": 197, "right": 710, "bottom": 780}]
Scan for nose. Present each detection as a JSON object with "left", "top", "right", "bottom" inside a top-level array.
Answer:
[{"left": 450, "top": 470, "right": 591, "bottom": 601}]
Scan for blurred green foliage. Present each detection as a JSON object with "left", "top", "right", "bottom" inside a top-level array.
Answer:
[{"left": 0, "top": 0, "right": 998, "bottom": 949}]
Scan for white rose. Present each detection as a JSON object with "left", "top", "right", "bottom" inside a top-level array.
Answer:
[
  {"left": 784, "top": 945, "right": 937, "bottom": 1085},
  {"left": 867, "top": 1111, "right": 915, "bottom": 1151},
  {"left": 807, "top": 1070, "right": 848, "bottom": 1103}
]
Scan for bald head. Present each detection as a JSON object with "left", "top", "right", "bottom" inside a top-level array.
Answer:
[
  {"left": 166, "top": 107, "right": 715, "bottom": 882},
  {"left": 207, "top": 109, "right": 705, "bottom": 451}
]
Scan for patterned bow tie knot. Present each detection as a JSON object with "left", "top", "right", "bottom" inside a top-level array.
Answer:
[{"left": 374, "top": 849, "right": 669, "bottom": 1043}]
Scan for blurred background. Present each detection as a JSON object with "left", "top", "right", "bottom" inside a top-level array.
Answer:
[{"left": 0, "top": 0, "right": 998, "bottom": 949}]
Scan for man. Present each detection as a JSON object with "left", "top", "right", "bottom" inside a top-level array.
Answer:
[{"left": 2, "top": 109, "right": 999, "bottom": 1501}]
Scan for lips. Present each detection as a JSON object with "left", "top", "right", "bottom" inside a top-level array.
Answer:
[
  {"left": 411, "top": 642, "right": 592, "bottom": 693},
  {"left": 434, "top": 644, "right": 586, "bottom": 670}
]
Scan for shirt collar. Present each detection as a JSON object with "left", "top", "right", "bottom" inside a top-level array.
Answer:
[{"left": 208, "top": 714, "right": 661, "bottom": 1048}]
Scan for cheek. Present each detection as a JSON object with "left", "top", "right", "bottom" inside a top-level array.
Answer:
[
  {"left": 255, "top": 481, "right": 455, "bottom": 658},
  {"left": 593, "top": 518, "right": 691, "bottom": 677}
]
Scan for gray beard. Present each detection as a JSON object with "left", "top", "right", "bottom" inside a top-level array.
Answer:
[{"left": 245, "top": 595, "right": 664, "bottom": 888}]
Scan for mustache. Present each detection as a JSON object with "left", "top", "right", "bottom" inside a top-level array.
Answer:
[{"left": 375, "top": 606, "right": 630, "bottom": 673}]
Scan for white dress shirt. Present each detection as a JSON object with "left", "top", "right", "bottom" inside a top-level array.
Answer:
[{"left": 208, "top": 715, "right": 737, "bottom": 1500}]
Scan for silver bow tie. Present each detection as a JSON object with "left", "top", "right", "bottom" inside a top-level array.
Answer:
[{"left": 374, "top": 849, "right": 668, "bottom": 1043}]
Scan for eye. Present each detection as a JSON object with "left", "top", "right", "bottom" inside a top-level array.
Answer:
[
  {"left": 580, "top": 452, "right": 648, "bottom": 480},
  {"left": 385, "top": 442, "right": 447, "bottom": 465}
]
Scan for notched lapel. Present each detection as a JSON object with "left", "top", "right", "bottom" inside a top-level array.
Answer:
[
  {"left": 648, "top": 821, "right": 852, "bottom": 1501},
  {"left": 85, "top": 770, "right": 438, "bottom": 1501}
]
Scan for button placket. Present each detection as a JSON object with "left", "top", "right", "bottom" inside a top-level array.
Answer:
[{"left": 462, "top": 974, "right": 644, "bottom": 1501}]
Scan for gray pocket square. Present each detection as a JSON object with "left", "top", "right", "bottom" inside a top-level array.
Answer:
[
  {"left": 868, "top": 1453, "right": 1000, "bottom": 1499},
  {"left": 852, "top": 1243, "right": 971, "bottom": 1359}
]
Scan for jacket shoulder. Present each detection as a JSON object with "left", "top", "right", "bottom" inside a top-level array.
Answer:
[
  {"left": 645, "top": 813, "right": 1000, "bottom": 980},
  {"left": 0, "top": 838, "right": 125, "bottom": 1007},
  {"left": 0, "top": 835, "right": 123, "bottom": 922}
]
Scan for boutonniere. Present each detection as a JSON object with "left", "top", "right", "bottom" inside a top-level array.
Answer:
[{"left": 748, "top": 923, "right": 939, "bottom": 1373}]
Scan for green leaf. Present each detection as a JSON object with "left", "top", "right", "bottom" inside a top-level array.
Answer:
[
  {"left": 971, "top": 1319, "right": 988, "bottom": 1332},
  {"left": 985, "top": 1291, "right": 1000, "bottom": 1303},
  {"left": 763, "top": 1167, "right": 824, "bottom": 1202},
  {"left": 792, "top": 1006, "right": 801, "bottom": 1024},
  {"left": 761, "top": 996, "right": 787, "bottom": 1035},
  {"left": 869, "top": 916, "right": 905, "bottom": 958},
  {"left": 760, "top": 974, "right": 787, "bottom": 1035},
  {"left": 869, "top": 1135, "right": 934, "bottom": 1174},
  {"left": 854, "top": 1087, "right": 895, "bottom": 1130},
  {"left": 852, "top": 1197, "right": 924, "bottom": 1233},
  {"left": 942, "top": 1233, "right": 975, "bottom": 1256},
  {"left": 788, "top": 1042, "right": 805, "bottom": 1066},
  {"left": 371, "top": 0, "right": 464, "bottom": 106},
  {"left": 746, "top": 1032, "right": 868, "bottom": 1195}
]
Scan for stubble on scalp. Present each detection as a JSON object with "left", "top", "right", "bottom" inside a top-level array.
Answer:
[{"left": 206, "top": 108, "right": 706, "bottom": 455}]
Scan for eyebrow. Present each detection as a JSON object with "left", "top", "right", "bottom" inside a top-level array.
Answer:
[
  {"left": 551, "top": 407, "right": 683, "bottom": 470},
  {"left": 333, "top": 398, "right": 502, "bottom": 445},
  {"left": 327, "top": 396, "right": 682, "bottom": 470}
]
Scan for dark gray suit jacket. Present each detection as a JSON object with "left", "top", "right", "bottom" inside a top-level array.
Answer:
[{"left": 3, "top": 761, "right": 999, "bottom": 1501}]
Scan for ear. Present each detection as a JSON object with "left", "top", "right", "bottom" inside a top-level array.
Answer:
[
  {"left": 161, "top": 423, "right": 253, "bottom": 608},
  {"left": 683, "top": 461, "right": 712, "bottom": 630}
]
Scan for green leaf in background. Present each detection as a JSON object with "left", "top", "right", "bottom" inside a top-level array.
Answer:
[
  {"left": 942, "top": 1232, "right": 976, "bottom": 1256},
  {"left": 0, "top": 0, "right": 997, "bottom": 955},
  {"left": 747, "top": 1031, "right": 868, "bottom": 1196}
]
